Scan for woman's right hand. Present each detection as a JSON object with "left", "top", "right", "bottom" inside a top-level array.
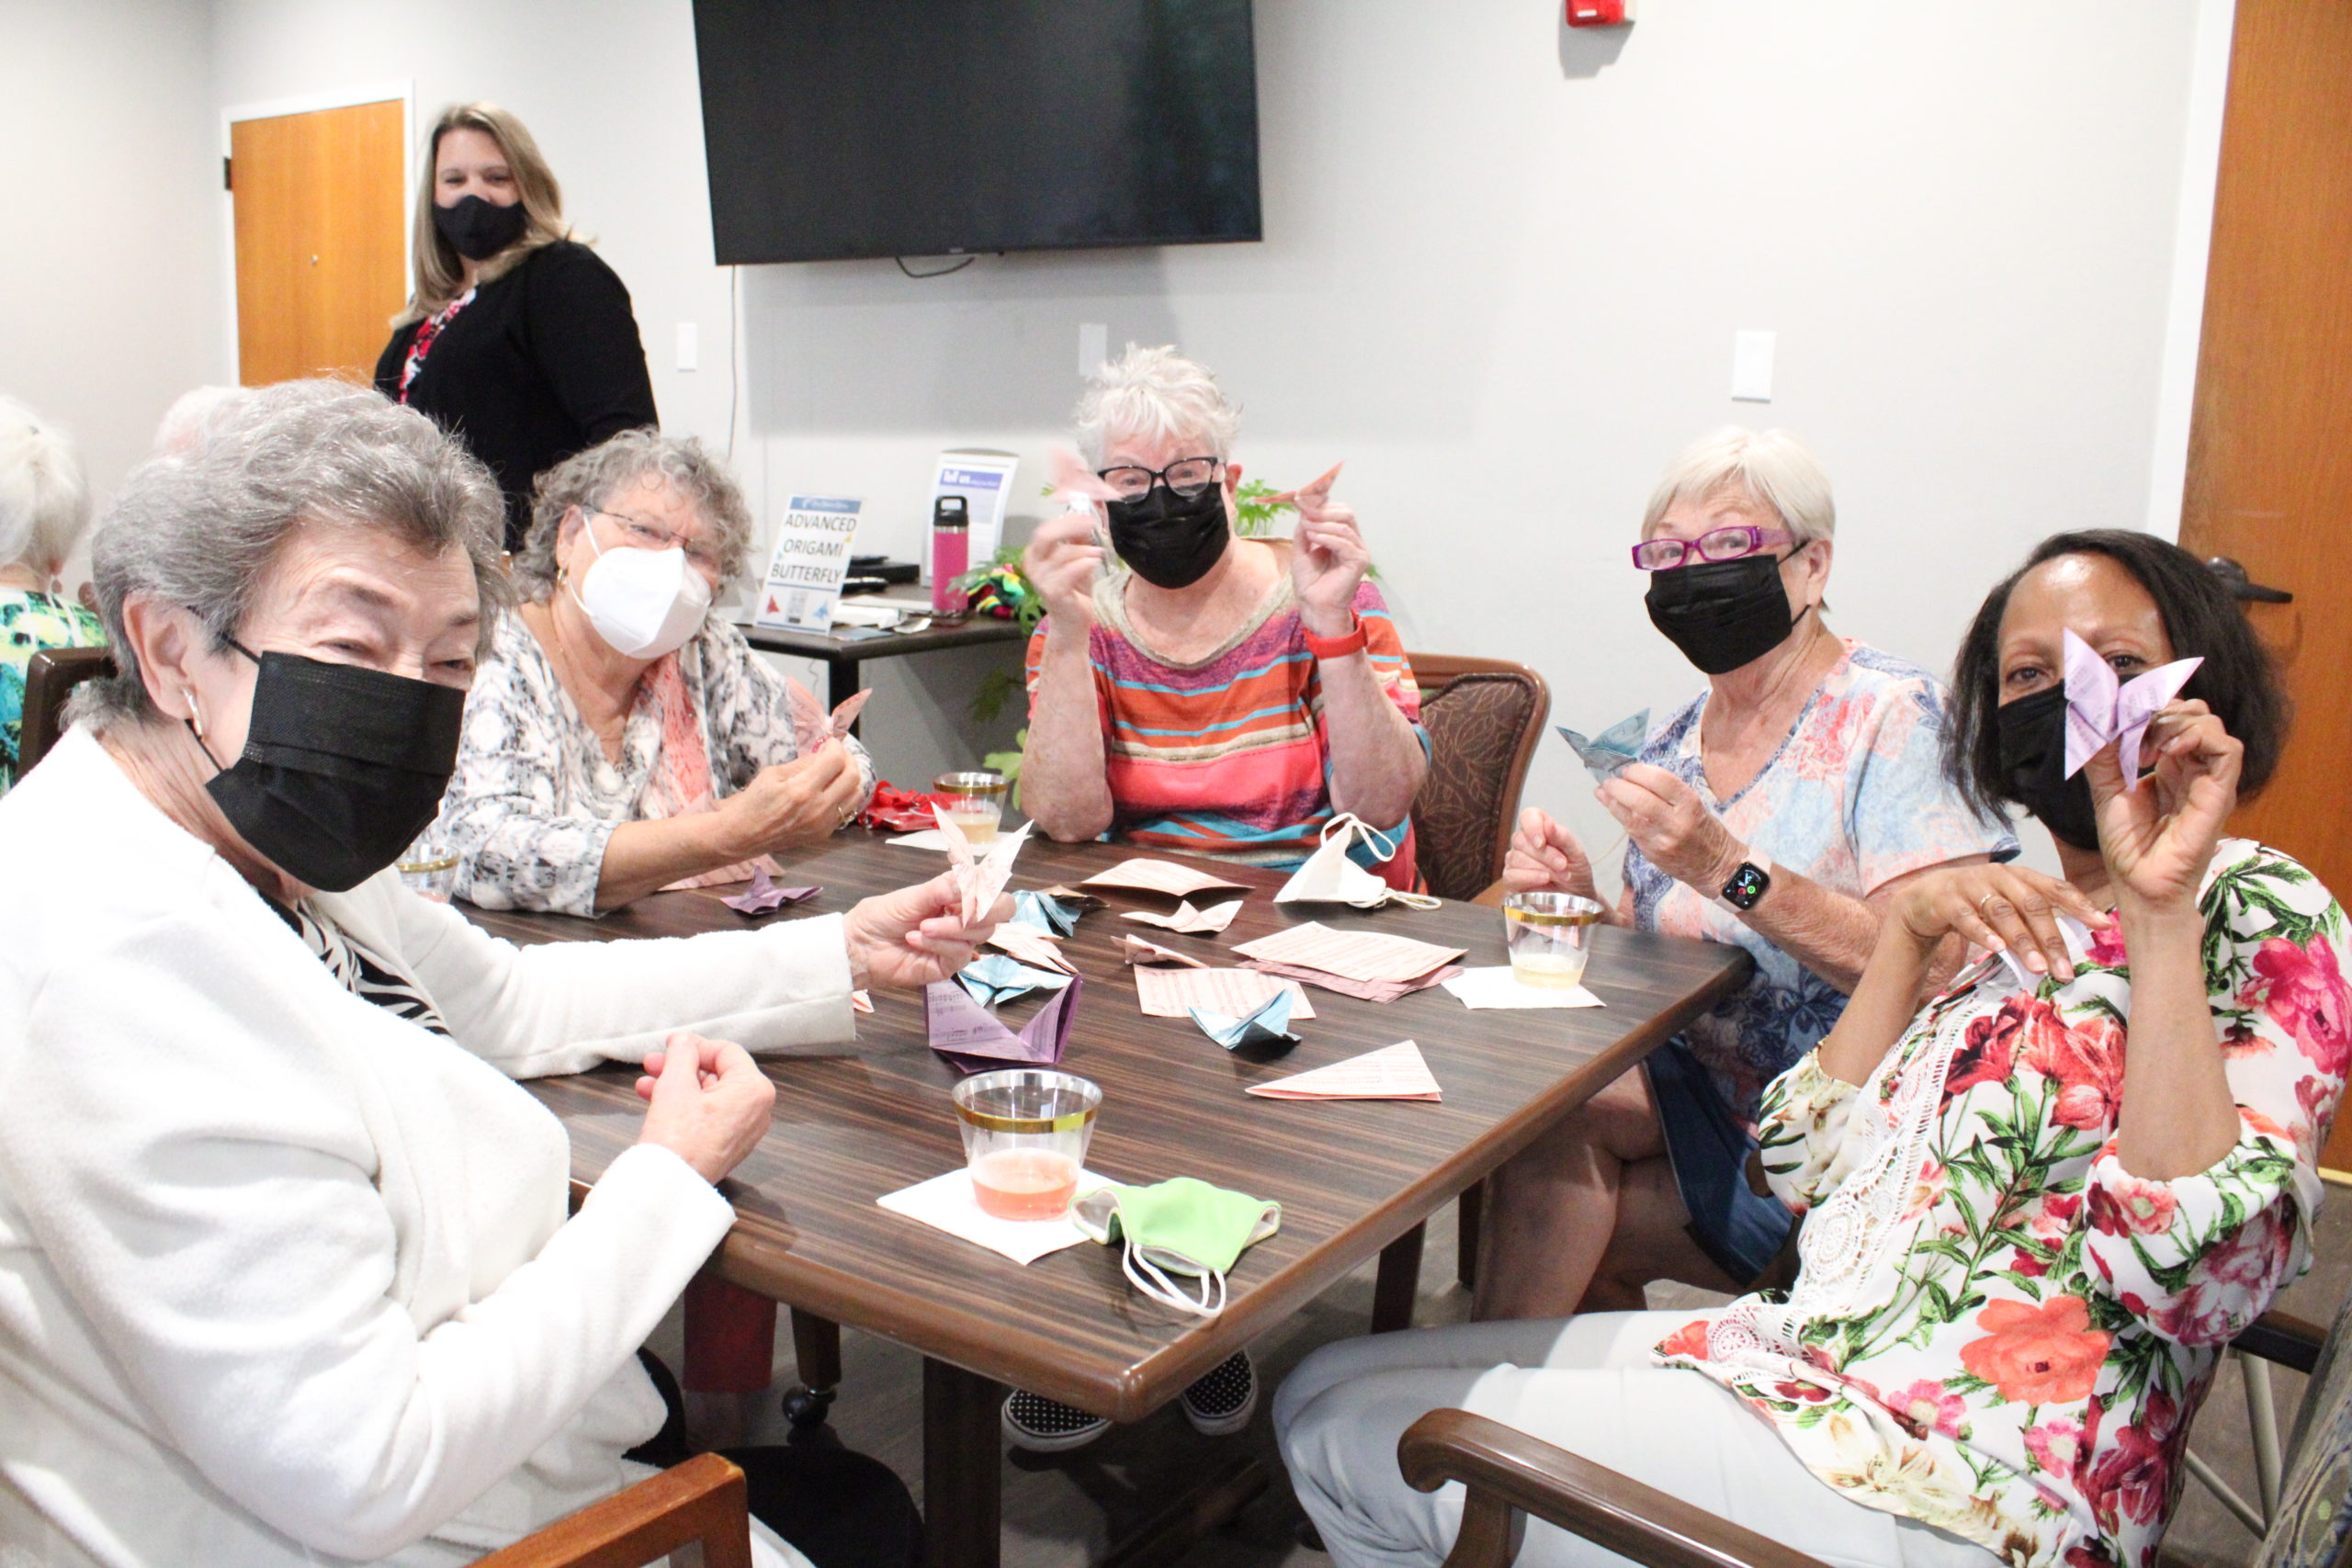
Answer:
[
  {"left": 633, "top": 1031, "right": 776, "bottom": 1184},
  {"left": 1503, "top": 807, "right": 1599, "bottom": 901},
  {"left": 1885, "top": 863, "right": 2111, "bottom": 984},
  {"left": 718, "top": 744, "right": 864, "bottom": 859},
  {"left": 1023, "top": 512, "right": 1104, "bottom": 629}
]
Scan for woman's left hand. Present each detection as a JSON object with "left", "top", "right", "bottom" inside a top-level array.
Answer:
[
  {"left": 1288, "top": 478, "right": 1371, "bottom": 636},
  {"left": 1599, "top": 762, "right": 1743, "bottom": 893},
  {"left": 842, "top": 872, "right": 1013, "bottom": 990},
  {"left": 2089, "top": 698, "right": 2241, "bottom": 917}
]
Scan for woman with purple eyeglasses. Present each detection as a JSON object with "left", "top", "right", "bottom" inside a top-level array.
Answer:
[{"left": 1476, "top": 427, "right": 2016, "bottom": 1322}]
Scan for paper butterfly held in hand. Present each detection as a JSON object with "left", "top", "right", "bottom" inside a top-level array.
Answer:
[
  {"left": 783, "top": 676, "right": 873, "bottom": 757},
  {"left": 1046, "top": 446, "right": 1124, "bottom": 510},
  {"left": 1260, "top": 463, "right": 1344, "bottom": 512},
  {"left": 1556, "top": 710, "right": 1649, "bottom": 784},
  {"left": 2061, "top": 628, "right": 2202, "bottom": 788},
  {"left": 933, "top": 805, "right": 1033, "bottom": 926}
]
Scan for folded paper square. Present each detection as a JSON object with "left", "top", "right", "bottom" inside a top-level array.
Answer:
[
  {"left": 1247, "top": 1040, "right": 1441, "bottom": 1100},
  {"left": 1012, "top": 889, "right": 1084, "bottom": 937},
  {"left": 1440, "top": 965, "right": 1605, "bottom": 1010},
  {"left": 1232, "top": 921, "right": 1465, "bottom": 987},
  {"left": 1134, "top": 965, "right": 1316, "bottom": 1020},
  {"left": 985, "top": 920, "right": 1077, "bottom": 975},
  {"left": 1081, "top": 858, "right": 1251, "bottom": 899},
  {"left": 2062, "top": 627, "right": 2203, "bottom": 785},
  {"left": 1120, "top": 898, "right": 1242, "bottom": 934},
  {"left": 955, "top": 953, "right": 1075, "bottom": 1007},
  {"left": 1123, "top": 935, "right": 1207, "bottom": 968},
  {"left": 1557, "top": 710, "right": 1649, "bottom": 784},
  {"left": 876, "top": 1166, "right": 1113, "bottom": 1266},
  {"left": 719, "top": 868, "right": 822, "bottom": 915},
  {"left": 924, "top": 972, "right": 1082, "bottom": 1073},
  {"left": 1189, "top": 988, "right": 1299, "bottom": 1054}
]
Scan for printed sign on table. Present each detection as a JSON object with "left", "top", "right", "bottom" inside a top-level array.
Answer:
[
  {"left": 925, "top": 450, "right": 1020, "bottom": 580},
  {"left": 753, "top": 495, "right": 863, "bottom": 632}
]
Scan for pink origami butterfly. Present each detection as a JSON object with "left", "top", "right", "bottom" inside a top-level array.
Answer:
[{"left": 2062, "top": 627, "right": 2202, "bottom": 787}]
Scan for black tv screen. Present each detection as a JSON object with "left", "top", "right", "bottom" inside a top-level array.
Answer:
[{"left": 691, "top": 0, "right": 1261, "bottom": 265}]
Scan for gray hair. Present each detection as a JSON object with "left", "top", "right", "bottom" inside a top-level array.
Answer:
[
  {"left": 511, "top": 429, "right": 754, "bottom": 601},
  {"left": 0, "top": 395, "right": 91, "bottom": 576},
  {"left": 76, "top": 379, "right": 511, "bottom": 731},
  {"left": 1073, "top": 344, "right": 1242, "bottom": 466},
  {"left": 153, "top": 384, "right": 256, "bottom": 457},
  {"left": 1642, "top": 426, "right": 1837, "bottom": 546}
]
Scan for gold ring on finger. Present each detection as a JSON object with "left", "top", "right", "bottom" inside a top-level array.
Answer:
[{"left": 1976, "top": 893, "right": 2004, "bottom": 916}]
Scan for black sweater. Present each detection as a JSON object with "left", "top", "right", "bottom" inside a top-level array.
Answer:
[{"left": 375, "top": 242, "right": 659, "bottom": 550}]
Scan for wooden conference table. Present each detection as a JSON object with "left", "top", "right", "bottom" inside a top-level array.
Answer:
[{"left": 469, "top": 831, "right": 1749, "bottom": 1568}]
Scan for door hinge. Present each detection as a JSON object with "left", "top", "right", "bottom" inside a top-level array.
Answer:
[{"left": 222, "top": 156, "right": 232, "bottom": 193}]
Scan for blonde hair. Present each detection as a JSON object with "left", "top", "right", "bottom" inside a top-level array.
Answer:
[
  {"left": 0, "top": 396, "right": 91, "bottom": 576},
  {"left": 1074, "top": 344, "right": 1243, "bottom": 466},
  {"left": 395, "top": 103, "right": 571, "bottom": 327},
  {"left": 1642, "top": 426, "right": 1837, "bottom": 546}
]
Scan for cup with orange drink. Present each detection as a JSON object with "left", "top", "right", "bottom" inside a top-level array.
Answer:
[{"left": 952, "top": 1068, "right": 1102, "bottom": 1221}]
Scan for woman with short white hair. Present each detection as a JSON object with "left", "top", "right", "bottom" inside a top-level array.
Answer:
[
  {"left": 0, "top": 394, "right": 106, "bottom": 789},
  {"left": 0, "top": 380, "right": 988, "bottom": 1567},
  {"left": 1477, "top": 426, "right": 2015, "bottom": 1321}
]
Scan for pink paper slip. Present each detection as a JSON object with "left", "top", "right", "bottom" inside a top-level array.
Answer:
[
  {"left": 986, "top": 921, "right": 1076, "bottom": 975},
  {"left": 1135, "top": 966, "right": 1317, "bottom": 1021},
  {"left": 1248, "top": 1041, "right": 1440, "bottom": 1101},
  {"left": 1119, "top": 898, "right": 1242, "bottom": 934},
  {"left": 1080, "top": 858, "right": 1251, "bottom": 899},
  {"left": 1243, "top": 959, "right": 1461, "bottom": 1004},
  {"left": 1123, "top": 935, "right": 1207, "bottom": 968},
  {"left": 1231, "top": 922, "right": 1465, "bottom": 987}
]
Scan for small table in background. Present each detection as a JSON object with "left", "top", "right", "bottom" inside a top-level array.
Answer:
[{"left": 740, "top": 613, "right": 1028, "bottom": 728}]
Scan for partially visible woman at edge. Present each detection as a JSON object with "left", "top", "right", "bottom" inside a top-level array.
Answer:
[
  {"left": 0, "top": 395, "right": 106, "bottom": 791},
  {"left": 375, "top": 102, "right": 658, "bottom": 550}
]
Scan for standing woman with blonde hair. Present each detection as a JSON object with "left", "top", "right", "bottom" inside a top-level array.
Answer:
[{"left": 374, "top": 103, "right": 659, "bottom": 549}]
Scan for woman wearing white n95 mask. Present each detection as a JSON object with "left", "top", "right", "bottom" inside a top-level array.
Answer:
[{"left": 438, "top": 430, "right": 875, "bottom": 916}]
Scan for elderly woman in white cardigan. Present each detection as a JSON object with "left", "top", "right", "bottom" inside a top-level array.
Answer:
[{"left": 0, "top": 382, "right": 992, "bottom": 1568}]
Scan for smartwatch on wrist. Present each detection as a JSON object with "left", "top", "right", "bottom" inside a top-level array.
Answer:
[{"left": 1716, "top": 852, "right": 1771, "bottom": 913}]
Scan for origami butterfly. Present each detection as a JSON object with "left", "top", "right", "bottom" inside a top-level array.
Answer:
[{"left": 2062, "top": 628, "right": 2202, "bottom": 787}]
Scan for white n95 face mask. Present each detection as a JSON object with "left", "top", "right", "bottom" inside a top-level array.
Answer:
[{"left": 571, "top": 521, "right": 712, "bottom": 660}]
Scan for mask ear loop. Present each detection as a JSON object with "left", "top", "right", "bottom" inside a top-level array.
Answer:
[
  {"left": 1122, "top": 1240, "right": 1226, "bottom": 1318},
  {"left": 1320, "top": 813, "right": 1442, "bottom": 909}
]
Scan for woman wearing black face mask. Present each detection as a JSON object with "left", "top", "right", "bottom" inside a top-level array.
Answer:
[
  {"left": 1480, "top": 427, "right": 2016, "bottom": 1325},
  {"left": 0, "top": 382, "right": 1003, "bottom": 1568},
  {"left": 373, "top": 102, "right": 658, "bottom": 551}
]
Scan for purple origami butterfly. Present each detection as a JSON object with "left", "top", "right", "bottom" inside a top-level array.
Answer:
[
  {"left": 2062, "top": 628, "right": 2202, "bottom": 788},
  {"left": 720, "top": 868, "right": 822, "bottom": 915}
]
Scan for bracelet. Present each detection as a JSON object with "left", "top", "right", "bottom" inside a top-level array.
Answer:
[{"left": 1301, "top": 614, "right": 1368, "bottom": 660}]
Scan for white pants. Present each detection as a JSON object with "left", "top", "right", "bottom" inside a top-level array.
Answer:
[{"left": 1273, "top": 1312, "right": 1999, "bottom": 1568}]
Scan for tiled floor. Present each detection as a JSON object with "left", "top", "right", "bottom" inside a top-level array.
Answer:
[{"left": 657, "top": 1185, "right": 2348, "bottom": 1566}]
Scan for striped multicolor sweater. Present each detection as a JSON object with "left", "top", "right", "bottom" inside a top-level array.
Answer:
[{"left": 1025, "top": 568, "right": 1424, "bottom": 886}]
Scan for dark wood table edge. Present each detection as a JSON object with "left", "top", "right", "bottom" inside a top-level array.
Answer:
[{"left": 704, "top": 946, "right": 1752, "bottom": 1424}]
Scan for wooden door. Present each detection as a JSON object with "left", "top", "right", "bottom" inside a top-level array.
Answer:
[
  {"left": 2177, "top": 0, "right": 2352, "bottom": 1167},
  {"left": 229, "top": 100, "right": 407, "bottom": 386}
]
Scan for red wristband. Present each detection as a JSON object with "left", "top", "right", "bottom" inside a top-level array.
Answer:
[{"left": 1302, "top": 614, "right": 1368, "bottom": 660}]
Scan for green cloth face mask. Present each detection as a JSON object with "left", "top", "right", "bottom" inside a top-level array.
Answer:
[{"left": 1073, "top": 1177, "right": 1281, "bottom": 1318}]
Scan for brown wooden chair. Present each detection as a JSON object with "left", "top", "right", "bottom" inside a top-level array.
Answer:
[
  {"left": 1407, "top": 653, "right": 1551, "bottom": 903},
  {"left": 1396, "top": 1303, "right": 2352, "bottom": 1568},
  {"left": 472, "top": 1452, "right": 752, "bottom": 1568},
  {"left": 17, "top": 645, "right": 114, "bottom": 776}
]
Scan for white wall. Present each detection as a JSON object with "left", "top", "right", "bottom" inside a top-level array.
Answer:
[
  {"left": 207, "top": 0, "right": 2223, "bottom": 841},
  {"left": 0, "top": 0, "right": 221, "bottom": 559}
]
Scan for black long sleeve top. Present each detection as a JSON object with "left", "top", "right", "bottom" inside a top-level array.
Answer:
[{"left": 375, "top": 241, "right": 660, "bottom": 550}]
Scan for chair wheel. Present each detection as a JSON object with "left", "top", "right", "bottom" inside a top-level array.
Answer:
[{"left": 782, "top": 1383, "right": 840, "bottom": 1445}]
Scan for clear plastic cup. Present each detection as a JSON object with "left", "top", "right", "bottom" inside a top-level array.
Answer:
[
  {"left": 952, "top": 1069, "right": 1101, "bottom": 1221},
  {"left": 934, "top": 770, "right": 1009, "bottom": 845},
  {"left": 1503, "top": 890, "right": 1603, "bottom": 988}
]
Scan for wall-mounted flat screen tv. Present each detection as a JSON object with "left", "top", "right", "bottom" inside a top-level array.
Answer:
[{"left": 691, "top": 0, "right": 1261, "bottom": 265}]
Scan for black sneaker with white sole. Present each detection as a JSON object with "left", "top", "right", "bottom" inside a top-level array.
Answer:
[
  {"left": 1179, "top": 1349, "right": 1257, "bottom": 1437},
  {"left": 1001, "top": 1389, "right": 1111, "bottom": 1452}
]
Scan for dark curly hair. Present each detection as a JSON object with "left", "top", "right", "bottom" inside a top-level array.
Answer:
[{"left": 1945, "top": 529, "right": 2289, "bottom": 818}]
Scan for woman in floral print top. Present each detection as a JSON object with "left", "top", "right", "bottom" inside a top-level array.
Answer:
[{"left": 1275, "top": 531, "right": 2338, "bottom": 1568}]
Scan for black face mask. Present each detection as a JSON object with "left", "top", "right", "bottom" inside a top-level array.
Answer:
[
  {"left": 1644, "top": 553, "right": 1797, "bottom": 675},
  {"left": 1104, "top": 482, "right": 1231, "bottom": 590},
  {"left": 432, "top": 194, "right": 528, "bottom": 262},
  {"left": 1995, "top": 684, "right": 2101, "bottom": 852},
  {"left": 193, "top": 644, "right": 468, "bottom": 893}
]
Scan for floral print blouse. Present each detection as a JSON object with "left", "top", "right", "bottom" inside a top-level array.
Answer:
[
  {"left": 438, "top": 612, "right": 874, "bottom": 916},
  {"left": 1659, "top": 838, "right": 2346, "bottom": 1568},
  {"left": 0, "top": 589, "right": 107, "bottom": 791}
]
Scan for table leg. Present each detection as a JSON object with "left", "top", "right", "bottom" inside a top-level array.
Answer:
[
  {"left": 825, "top": 654, "right": 865, "bottom": 734},
  {"left": 922, "top": 1357, "right": 1003, "bottom": 1568},
  {"left": 1456, "top": 1181, "right": 1484, "bottom": 1290},
  {"left": 1373, "top": 1223, "right": 1425, "bottom": 1334}
]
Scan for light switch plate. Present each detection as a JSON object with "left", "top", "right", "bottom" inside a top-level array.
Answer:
[
  {"left": 1732, "top": 331, "right": 1774, "bottom": 401},
  {"left": 1080, "top": 322, "right": 1108, "bottom": 377},
  {"left": 675, "top": 321, "right": 699, "bottom": 373}
]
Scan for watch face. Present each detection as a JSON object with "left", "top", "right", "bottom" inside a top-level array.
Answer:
[{"left": 1723, "top": 862, "right": 1769, "bottom": 910}]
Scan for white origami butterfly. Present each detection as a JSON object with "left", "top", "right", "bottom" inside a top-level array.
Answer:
[{"left": 2062, "top": 628, "right": 2202, "bottom": 788}]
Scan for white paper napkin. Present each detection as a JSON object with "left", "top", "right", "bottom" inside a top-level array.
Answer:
[
  {"left": 1441, "top": 965, "right": 1604, "bottom": 1010},
  {"left": 876, "top": 1167, "right": 1113, "bottom": 1265},
  {"left": 887, "top": 829, "right": 953, "bottom": 851}
]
